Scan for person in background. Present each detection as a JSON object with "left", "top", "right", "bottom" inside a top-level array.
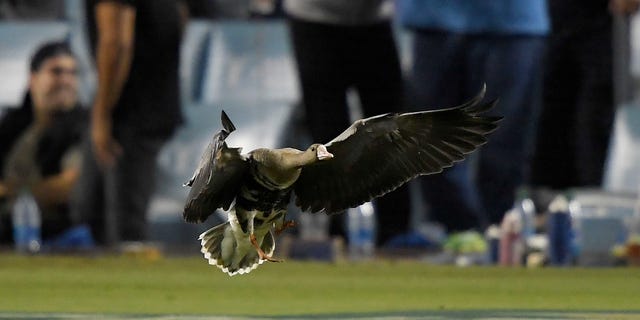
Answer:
[
  {"left": 283, "top": 0, "right": 413, "bottom": 246},
  {"left": 0, "top": 41, "right": 88, "bottom": 245},
  {"left": 530, "top": 0, "right": 640, "bottom": 208},
  {"left": 72, "top": 0, "right": 187, "bottom": 245},
  {"left": 0, "top": 0, "right": 66, "bottom": 20},
  {"left": 397, "top": 1, "right": 549, "bottom": 238}
]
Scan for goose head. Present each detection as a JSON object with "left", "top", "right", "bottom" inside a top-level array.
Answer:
[
  {"left": 251, "top": 144, "right": 333, "bottom": 188},
  {"left": 282, "top": 144, "right": 333, "bottom": 169},
  {"left": 252, "top": 144, "right": 333, "bottom": 171},
  {"left": 311, "top": 144, "right": 334, "bottom": 161}
]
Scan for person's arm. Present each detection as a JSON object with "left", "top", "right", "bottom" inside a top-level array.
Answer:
[
  {"left": 0, "top": 180, "right": 9, "bottom": 199},
  {"left": 178, "top": 0, "right": 189, "bottom": 34},
  {"left": 31, "top": 142, "right": 83, "bottom": 208},
  {"left": 91, "top": 1, "right": 135, "bottom": 168},
  {"left": 0, "top": 169, "right": 78, "bottom": 207},
  {"left": 30, "top": 167, "right": 79, "bottom": 207}
]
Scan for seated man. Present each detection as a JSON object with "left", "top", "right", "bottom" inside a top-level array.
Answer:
[{"left": 0, "top": 41, "right": 90, "bottom": 247}]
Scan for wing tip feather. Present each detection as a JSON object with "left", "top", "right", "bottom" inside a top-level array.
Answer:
[{"left": 221, "top": 110, "right": 236, "bottom": 133}]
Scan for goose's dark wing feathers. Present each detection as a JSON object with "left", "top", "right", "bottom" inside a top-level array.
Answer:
[
  {"left": 183, "top": 111, "right": 248, "bottom": 223},
  {"left": 294, "top": 87, "right": 501, "bottom": 214}
]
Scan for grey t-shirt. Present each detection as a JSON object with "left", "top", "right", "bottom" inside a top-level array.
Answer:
[{"left": 284, "top": 0, "right": 393, "bottom": 25}]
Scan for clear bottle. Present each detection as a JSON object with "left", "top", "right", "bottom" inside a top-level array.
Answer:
[
  {"left": 12, "top": 188, "right": 41, "bottom": 253},
  {"left": 513, "top": 189, "right": 536, "bottom": 242},
  {"left": 347, "top": 202, "right": 376, "bottom": 260},
  {"left": 498, "top": 189, "right": 535, "bottom": 266}
]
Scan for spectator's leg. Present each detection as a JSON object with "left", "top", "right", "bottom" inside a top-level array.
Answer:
[
  {"left": 287, "top": 17, "right": 351, "bottom": 143},
  {"left": 69, "top": 136, "right": 105, "bottom": 243},
  {"left": 106, "top": 129, "right": 167, "bottom": 243},
  {"left": 574, "top": 26, "right": 614, "bottom": 187},
  {"left": 287, "top": 18, "right": 351, "bottom": 238},
  {"left": 408, "top": 30, "right": 485, "bottom": 232},
  {"left": 530, "top": 35, "right": 579, "bottom": 189},
  {"left": 351, "top": 22, "right": 412, "bottom": 245},
  {"left": 472, "top": 35, "right": 546, "bottom": 225}
]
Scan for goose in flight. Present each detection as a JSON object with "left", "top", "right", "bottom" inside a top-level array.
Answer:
[{"left": 183, "top": 86, "right": 501, "bottom": 275}]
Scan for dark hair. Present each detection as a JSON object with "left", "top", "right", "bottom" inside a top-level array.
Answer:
[{"left": 29, "top": 41, "right": 75, "bottom": 72}]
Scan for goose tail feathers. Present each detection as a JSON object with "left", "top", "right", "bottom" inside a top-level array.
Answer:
[{"left": 199, "top": 222, "right": 275, "bottom": 276}]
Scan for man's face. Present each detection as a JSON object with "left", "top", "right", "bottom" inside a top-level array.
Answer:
[{"left": 29, "top": 54, "right": 78, "bottom": 114}]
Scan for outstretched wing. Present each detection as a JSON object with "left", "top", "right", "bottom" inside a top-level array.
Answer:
[
  {"left": 294, "top": 87, "right": 501, "bottom": 214},
  {"left": 183, "top": 111, "right": 248, "bottom": 223}
]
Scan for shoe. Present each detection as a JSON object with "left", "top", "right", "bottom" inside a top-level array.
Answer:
[
  {"left": 443, "top": 230, "right": 487, "bottom": 254},
  {"left": 44, "top": 224, "right": 96, "bottom": 251},
  {"left": 383, "top": 231, "right": 436, "bottom": 249}
]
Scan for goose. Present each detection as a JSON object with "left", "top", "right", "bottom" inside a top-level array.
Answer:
[{"left": 183, "top": 86, "right": 501, "bottom": 276}]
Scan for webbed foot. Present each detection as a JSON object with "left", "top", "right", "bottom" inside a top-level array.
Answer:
[
  {"left": 250, "top": 233, "right": 282, "bottom": 262},
  {"left": 275, "top": 220, "right": 296, "bottom": 236}
]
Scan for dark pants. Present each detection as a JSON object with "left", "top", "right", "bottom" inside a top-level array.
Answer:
[
  {"left": 288, "top": 18, "right": 412, "bottom": 245},
  {"left": 407, "top": 30, "right": 545, "bottom": 230},
  {"left": 530, "top": 24, "right": 613, "bottom": 189},
  {"left": 71, "top": 127, "right": 169, "bottom": 245}
]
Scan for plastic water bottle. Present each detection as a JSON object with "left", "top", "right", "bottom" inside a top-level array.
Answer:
[
  {"left": 12, "top": 188, "right": 42, "bottom": 253},
  {"left": 512, "top": 189, "right": 536, "bottom": 242},
  {"left": 517, "top": 197, "right": 536, "bottom": 242},
  {"left": 499, "top": 209, "right": 523, "bottom": 266},
  {"left": 347, "top": 202, "right": 376, "bottom": 260},
  {"left": 500, "top": 190, "right": 536, "bottom": 265},
  {"left": 485, "top": 224, "right": 500, "bottom": 264},
  {"left": 547, "top": 195, "right": 572, "bottom": 266}
]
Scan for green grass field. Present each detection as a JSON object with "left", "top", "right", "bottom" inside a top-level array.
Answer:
[{"left": 0, "top": 254, "right": 639, "bottom": 319}]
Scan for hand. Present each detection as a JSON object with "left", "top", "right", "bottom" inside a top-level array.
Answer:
[
  {"left": 91, "top": 114, "right": 123, "bottom": 168},
  {"left": 0, "top": 181, "right": 7, "bottom": 199},
  {"left": 0, "top": 180, "right": 17, "bottom": 200},
  {"left": 610, "top": 0, "right": 640, "bottom": 15}
]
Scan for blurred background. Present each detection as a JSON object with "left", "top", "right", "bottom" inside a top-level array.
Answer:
[{"left": 1, "top": 0, "right": 640, "bottom": 269}]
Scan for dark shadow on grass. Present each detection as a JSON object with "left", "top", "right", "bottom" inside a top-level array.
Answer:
[
  {"left": 268, "top": 309, "right": 640, "bottom": 319},
  {"left": 2, "top": 310, "right": 640, "bottom": 320}
]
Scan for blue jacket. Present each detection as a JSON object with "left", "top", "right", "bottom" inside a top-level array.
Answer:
[{"left": 398, "top": 0, "right": 549, "bottom": 35}]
